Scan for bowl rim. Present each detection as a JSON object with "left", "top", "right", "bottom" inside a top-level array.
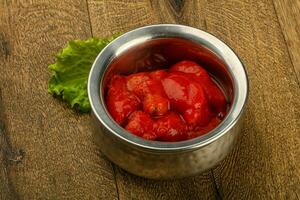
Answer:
[{"left": 88, "top": 24, "right": 248, "bottom": 152}]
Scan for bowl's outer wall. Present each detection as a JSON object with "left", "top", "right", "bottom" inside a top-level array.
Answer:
[{"left": 92, "top": 112, "right": 244, "bottom": 179}]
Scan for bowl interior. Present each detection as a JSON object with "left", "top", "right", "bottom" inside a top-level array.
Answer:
[
  {"left": 103, "top": 38, "right": 234, "bottom": 106},
  {"left": 88, "top": 24, "right": 248, "bottom": 151}
]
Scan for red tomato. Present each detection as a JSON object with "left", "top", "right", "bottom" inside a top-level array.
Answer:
[
  {"left": 149, "top": 70, "right": 168, "bottom": 80},
  {"left": 154, "top": 112, "right": 187, "bottom": 142},
  {"left": 106, "top": 75, "right": 140, "bottom": 125},
  {"left": 203, "top": 83, "right": 227, "bottom": 114},
  {"left": 106, "top": 60, "right": 228, "bottom": 142},
  {"left": 143, "top": 94, "right": 170, "bottom": 116},
  {"left": 161, "top": 72, "right": 211, "bottom": 127},
  {"left": 170, "top": 60, "right": 226, "bottom": 114},
  {"left": 188, "top": 117, "right": 222, "bottom": 139},
  {"left": 126, "top": 72, "right": 151, "bottom": 96},
  {"left": 125, "top": 111, "right": 156, "bottom": 140},
  {"left": 170, "top": 60, "right": 210, "bottom": 80},
  {"left": 127, "top": 73, "right": 170, "bottom": 116},
  {"left": 183, "top": 106, "right": 211, "bottom": 128}
]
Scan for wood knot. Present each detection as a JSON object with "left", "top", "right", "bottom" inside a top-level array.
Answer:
[
  {"left": 0, "top": 32, "right": 10, "bottom": 58},
  {"left": 168, "top": 0, "right": 185, "bottom": 14},
  {"left": 7, "top": 149, "right": 25, "bottom": 164}
]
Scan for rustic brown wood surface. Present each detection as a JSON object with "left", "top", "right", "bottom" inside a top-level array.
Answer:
[
  {"left": 273, "top": 0, "right": 300, "bottom": 84},
  {"left": 0, "top": 0, "right": 299, "bottom": 200},
  {"left": 0, "top": 88, "right": 16, "bottom": 200},
  {"left": 0, "top": 1, "right": 118, "bottom": 199},
  {"left": 203, "top": 1, "right": 300, "bottom": 199}
]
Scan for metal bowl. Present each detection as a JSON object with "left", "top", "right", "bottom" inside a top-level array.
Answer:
[{"left": 88, "top": 24, "right": 248, "bottom": 179}]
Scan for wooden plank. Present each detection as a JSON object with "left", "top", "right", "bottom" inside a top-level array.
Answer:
[
  {"left": 0, "top": 0, "right": 118, "bottom": 199},
  {"left": 202, "top": 0, "right": 300, "bottom": 199},
  {"left": 87, "top": 0, "right": 161, "bottom": 36},
  {"left": 0, "top": 89, "right": 16, "bottom": 200},
  {"left": 114, "top": 167, "right": 217, "bottom": 200},
  {"left": 0, "top": 5, "right": 18, "bottom": 199},
  {"left": 273, "top": 0, "right": 300, "bottom": 85},
  {"left": 88, "top": 0, "right": 300, "bottom": 199},
  {"left": 87, "top": 0, "right": 218, "bottom": 199}
]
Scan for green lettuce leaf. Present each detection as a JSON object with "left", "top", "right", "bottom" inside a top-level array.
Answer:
[{"left": 48, "top": 36, "right": 118, "bottom": 112}]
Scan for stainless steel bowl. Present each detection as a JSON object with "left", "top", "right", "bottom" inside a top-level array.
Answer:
[{"left": 88, "top": 24, "right": 248, "bottom": 179}]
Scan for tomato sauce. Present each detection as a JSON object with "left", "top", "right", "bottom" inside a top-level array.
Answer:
[{"left": 105, "top": 60, "right": 227, "bottom": 142}]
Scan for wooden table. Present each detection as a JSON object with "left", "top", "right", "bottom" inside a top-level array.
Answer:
[{"left": 0, "top": 0, "right": 299, "bottom": 199}]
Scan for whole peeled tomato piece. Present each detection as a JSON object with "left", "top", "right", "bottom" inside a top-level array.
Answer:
[
  {"left": 204, "top": 83, "right": 227, "bottom": 114},
  {"left": 149, "top": 69, "right": 168, "bottom": 81},
  {"left": 125, "top": 111, "right": 156, "bottom": 140},
  {"left": 170, "top": 60, "right": 227, "bottom": 114},
  {"left": 126, "top": 72, "right": 151, "bottom": 96},
  {"left": 126, "top": 72, "right": 170, "bottom": 116},
  {"left": 170, "top": 60, "right": 210, "bottom": 80},
  {"left": 106, "top": 75, "right": 140, "bottom": 125},
  {"left": 154, "top": 112, "right": 187, "bottom": 142},
  {"left": 183, "top": 105, "right": 211, "bottom": 129},
  {"left": 143, "top": 94, "right": 170, "bottom": 116},
  {"left": 188, "top": 117, "right": 222, "bottom": 139},
  {"left": 161, "top": 72, "right": 191, "bottom": 112},
  {"left": 161, "top": 72, "right": 211, "bottom": 127}
]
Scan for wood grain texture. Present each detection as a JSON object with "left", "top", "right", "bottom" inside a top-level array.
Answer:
[
  {"left": 273, "top": 0, "right": 300, "bottom": 85},
  {"left": 202, "top": 0, "right": 300, "bottom": 199},
  {"left": 88, "top": 0, "right": 300, "bottom": 199},
  {"left": 87, "top": 0, "right": 218, "bottom": 199},
  {"left": 0, "top": 89, "right": 16, "bottom": 200},
  {"left": 115, "top": 167, "right": 218, "bottom": 200},
  {"left": 0, "top": 0, "right": 299, "bottom": 199},
  {"left": 87, "top": 0, "right": 160, "bottom": 36},
  {"left": 0, "top": 0, "right": 118, "bottom": 199}
]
